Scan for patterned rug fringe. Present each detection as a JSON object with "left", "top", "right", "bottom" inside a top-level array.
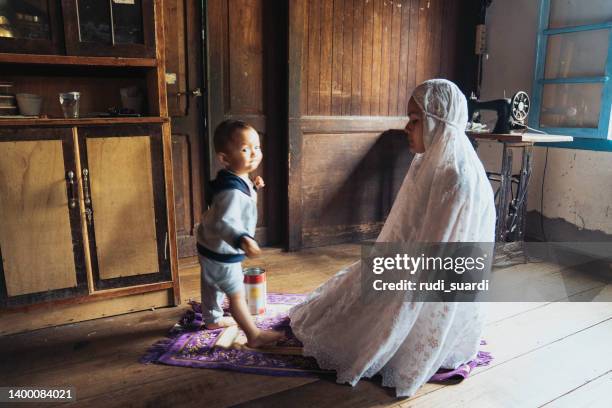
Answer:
[
  {"left": 140, "top": 338, "right": 175, "bottom": 364},
  {"left": 476, "top": 350, "right": 493, "bottom": 366}
]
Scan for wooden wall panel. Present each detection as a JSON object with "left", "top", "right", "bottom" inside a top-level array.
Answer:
[
  {"left": 387, "top": 0, "right": 401, "bottom": 115},
  {"left": 288, "top": 0, "right": 478, "bottom": 249},
  {"left": 378, "top": 0, "right": 391, "bottom": 116},
  {"left": 340, "top": 0, "right": 353, "bottom": 115},
  {"left": 331, "top": 0, "right": 344, "bottom": 115},
  {"left": 306, "top": 0, "right": 413, "bottom": 116},
  {"left": 227, "top": 0, "right": 264, "bottom": 115},
  {"left": 301, "top": 131, "right": 413, "bottom": 247},
  {"left": 306, "top": 0, "right": 321, "bottom": 115},
  {"left": 298, "top": 0, "right": 473, "bottom": 118},
  {"left": 171, "top": 135, "right": 192, "bottom": 238},
  {"left": 319, "top": 0, "right": 333, "bottom": 115},
  {"left": 361, "top": 0, "right": 373, "bottom": 115}
]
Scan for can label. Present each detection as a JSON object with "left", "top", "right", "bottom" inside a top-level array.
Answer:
[{"left": 244, "top": 271, "right": 266, "bottom": 315}]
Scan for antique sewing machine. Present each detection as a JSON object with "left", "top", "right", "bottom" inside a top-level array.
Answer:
[
  {"left": 467, "top": 91, "right": 530, "bottom": 134},
  {"left": 467, "top": 91, "right": 533, "bottom": 242}
]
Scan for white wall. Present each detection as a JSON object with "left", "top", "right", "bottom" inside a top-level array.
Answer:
[{"left": 478, "top": 0, "right": 612, "bottom": 237}]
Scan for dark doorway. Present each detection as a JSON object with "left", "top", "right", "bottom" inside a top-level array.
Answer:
[
  {"left": 165, "top": 1, "right": 287, "bottom": 259},
  {"left": 205, "top": 0, "right": 287, "bottom": 248}
]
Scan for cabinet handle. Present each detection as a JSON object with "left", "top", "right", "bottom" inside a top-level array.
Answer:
[
  {"left": 82, "top": 168, "right": 91, "bottom": 206},
  {"left": 176, "top": 88, "right": 202, "bottom": 98},
  {"left": 85, "top": 208, "right": 93, "bottom": 226},
  {"left": 66, "top": 171, "right": 77, "bottom": 209},
  {"left": 164, "top": 232, "right": 168, "bottom": 260}
]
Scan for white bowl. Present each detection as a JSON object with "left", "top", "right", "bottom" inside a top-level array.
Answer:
[{"left": 16, "top": 93, "right": 43, "bottom": 116}]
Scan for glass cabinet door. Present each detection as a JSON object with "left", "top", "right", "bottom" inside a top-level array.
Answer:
[
  {"left": 61, "top": 0, "right": 155, "bottom": 58},
  {"left": 0, "top": 0, "right": 63, "bottom": 54}
]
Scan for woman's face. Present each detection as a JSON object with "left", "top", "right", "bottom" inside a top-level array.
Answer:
[{"left": 405, "top": 97, "right": 425, "bottom": 153}]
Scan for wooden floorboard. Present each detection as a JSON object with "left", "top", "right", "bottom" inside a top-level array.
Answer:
[
  {"left": 233, "top": 300, "right": 612, "bottom": 407},
  {"left": 232, "top": 378, "right": 399, "bottom": 408},
  {"left": 540, "top": 370, "right": 612, "bottom": 408},
  {"left": 399, "top": 318, "right": 612, "bottom": 408},
  {"left": 0, "top": 243, "right": 610, "bottom": 408}
]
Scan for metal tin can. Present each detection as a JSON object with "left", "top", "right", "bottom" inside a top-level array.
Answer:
[{"left": 243, "top": 267, "right": 266, "bottom": 315}]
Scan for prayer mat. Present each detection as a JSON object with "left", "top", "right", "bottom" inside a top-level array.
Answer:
[{"left": 141, "top": 293, "right": 492, "bottom": 380}]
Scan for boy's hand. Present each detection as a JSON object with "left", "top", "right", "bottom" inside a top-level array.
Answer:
[
  {"left": 240, "top": 236, "right": 261, "bottom": 257},
  {"left": 253, "top": 176, "right": 265, "bottom": 189}
]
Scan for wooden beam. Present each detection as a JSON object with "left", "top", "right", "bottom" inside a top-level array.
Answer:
[
  {"left": 0, "top": 288, "right": 173, "bottom": 335},
  {"left": 1, "top": 282, "right": 174, "bottom": 312},
  {"left": 0, "top": 117, "right": 168, "bottom": 127},
  {"left": 300, "top": 116, "right": 409, "bottom": 133},
  {"left": 287, "top": 0, "right": 308, "bottom": 251},
  {"left": 151, "top": 0, "right": 180, "bottom": 306},
  {"left": 0, "top": 53, "right": 157, "bottom": 67}
]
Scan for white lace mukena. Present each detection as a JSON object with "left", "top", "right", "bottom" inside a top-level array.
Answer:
[{"left": 289, "top": 79, "right": 495, "bottom": 397}]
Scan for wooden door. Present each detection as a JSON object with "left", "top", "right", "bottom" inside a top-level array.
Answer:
[
  {"left": 77, "top": 124, "right": 171, "bottom": 289},
  {"left": 0, "top": 127, "right": 87, "bottom": 306},
  {"left": 163, "top": 0, "right": 206, "bottom": 258},
  {"left": 207, "top": 0, "right": 287, "bottom": 246}
]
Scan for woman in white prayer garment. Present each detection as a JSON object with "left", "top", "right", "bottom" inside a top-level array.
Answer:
[{"left": 288, "top": 79, "right": 496, "bottom": 397}]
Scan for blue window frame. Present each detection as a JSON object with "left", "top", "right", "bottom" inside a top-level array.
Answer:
[{"left": 531, "top": 0, "right": 612, "bottom": 149}]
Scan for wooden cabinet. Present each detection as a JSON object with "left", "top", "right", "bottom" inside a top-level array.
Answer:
[
  {"left": 0, "top": 122, "right": 174, "bottom": 307},
  {"left": 0, "top": 0, "right": 175, "bottom": 334},
  {"left": 0, "top": 0, "right": 64, "bottom": 54}
]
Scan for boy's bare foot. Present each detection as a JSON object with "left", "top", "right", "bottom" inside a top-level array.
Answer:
[
  {"left": 204, "top": 317, "right": 237, "bottom": 330},
  {"left": 246, "top": 330, "right": 284, "bottom": 348}
]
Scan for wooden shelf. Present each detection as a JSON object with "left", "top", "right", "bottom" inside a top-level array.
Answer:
[
  {"left": 0, "top": 117, "right": 169, "bottom": 127},
  {"left": 0, "top": 53, "right": 157, "bottom": 68},
  {"left": 467, "top": 131, "right": 574, "bottom": 143}
]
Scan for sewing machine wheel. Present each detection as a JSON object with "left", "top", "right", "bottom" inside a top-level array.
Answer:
[{"left": 511, "top": 91, "right": 530, "bottom": 122}]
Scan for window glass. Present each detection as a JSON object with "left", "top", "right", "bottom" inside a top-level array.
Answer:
[
  {"left": 545, "top": 29, "right": 609, "bottom": 78},
  {"left": 77, "top": 0, "right": 112, "bottom": 43},
  {"left": 540, "top": 83, "right": 603, "bottom": 128},
  {"left": 112, "top": 0, "right": 144, "bottom": 44},
  {"left": 549, "top": 0, "right": 612, "bottom": 28}
]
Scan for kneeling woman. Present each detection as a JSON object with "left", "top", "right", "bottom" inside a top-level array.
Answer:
[{"left": 289, "top": 79, "right": 496, "bottom": 397}]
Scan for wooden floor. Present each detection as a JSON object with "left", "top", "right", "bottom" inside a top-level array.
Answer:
[{"left": 1, "top": 243, "right": 611, "bottom": 408}]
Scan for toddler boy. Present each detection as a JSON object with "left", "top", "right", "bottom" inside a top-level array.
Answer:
[{"left": 197, "top": 120, "right": 282, "bottom": 347}]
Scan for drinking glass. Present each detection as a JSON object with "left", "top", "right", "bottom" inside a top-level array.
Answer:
[{"left": 59, "top": 92, "right": 80, "bottom": 118}]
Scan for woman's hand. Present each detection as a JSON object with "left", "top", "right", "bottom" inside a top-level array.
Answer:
[
  {"left": 253, "top": 176, "right": 265, "bottom": 189},
  {"left": 240, "top": 236, "right": 261, "bottom": 257}
]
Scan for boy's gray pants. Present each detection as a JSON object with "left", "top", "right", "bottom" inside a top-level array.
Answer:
[{"left": 198, "top": 255, "right": 244, "bottom": 324}]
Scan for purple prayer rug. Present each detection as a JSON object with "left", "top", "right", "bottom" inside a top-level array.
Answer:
[{"left": 141, "top": 293, "right": 492, "bottom": 381}]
